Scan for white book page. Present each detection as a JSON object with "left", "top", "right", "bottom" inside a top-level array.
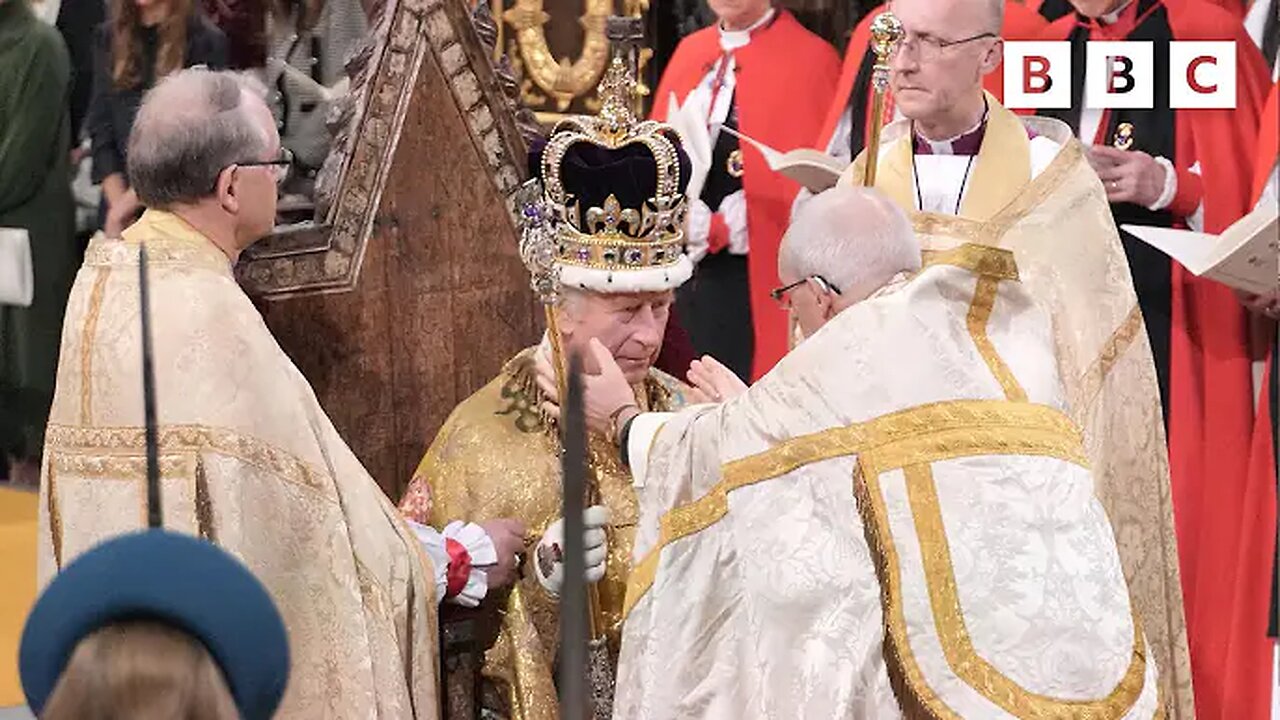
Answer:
[{"left": 1122, "top": 204, "right": 1279, "bottom": 295}]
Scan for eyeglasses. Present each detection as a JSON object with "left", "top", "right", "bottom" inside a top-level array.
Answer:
[
  {"left": 770, "top": 275, "right": 841, "bottom": 308},
  {"left": 236, "top": 147, "right": 294, "bottom": 187},
  {"left": 894, "top": 31, "right": 996, "bottom": 62}
]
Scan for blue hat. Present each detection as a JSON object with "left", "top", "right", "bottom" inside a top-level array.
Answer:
[{"left": 19, "top": 530, "right": 290, "bottom": 719}]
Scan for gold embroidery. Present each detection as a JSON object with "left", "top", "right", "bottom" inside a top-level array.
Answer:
[
  {"left": 889, "top": 463, "right": 1147, "bottom": 716},
  {"left": 967, "top": 275, "right": 1029, "bottom": 402},
  {"left": 1069, "top": 304, "right": 1145, "bottom": 418},
  {"left": 623, "top": 400, "right": 1085, "bottom": 616},
  {"left": 87, "top": 212, "right": 234, "bottom": 275},
  {"left": 720, "top": 400, "right": 1078, "bottom": 488},
  {"left": 904, "top": 139, "right": 1085, "bottom": 249},
  {"left": 79, "top": 267, "right": 109, "bottom": 425},
  {"left": 51, "top": 453, "right": 196, "bottom": 480},
  {"left": 956, "top": 93, "right": 1034, "bottom": 221},
  {"left": 45, "top": 424, "right": 334, "bottom": 499},
  {"left": 854, "top": 461, "right": 960, "bottom": 719},
  {"left": 922, "top": 244, "right": 1020, "bottom": 281},
  {"left": 872, "top": 422, "right": 1086, "bottom": 472}
]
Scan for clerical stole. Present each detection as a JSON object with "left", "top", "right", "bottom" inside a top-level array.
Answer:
[
  {"left": 841, "top": 105, "right": 1194, "bottom": 716},
  {"left": 619, "top": 249, "right": 1163, "bottom": 718},
  {"left": 1038, "top": 4, "right": 1274, "bottom": 716},
  {"left": 39, "top": 212, "right": 440, "bottom": 718},
  {"left": 651, "top": 10, "right": 839, "bottom": 380}
]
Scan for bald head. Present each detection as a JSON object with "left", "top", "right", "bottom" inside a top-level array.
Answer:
[
  {"left": 779, "top": 187, "right": 920, "bottom": 305},
  {"left": 983, "top": 0, "right": 1004, "bottom": 34},
  {"left": 127, "top": 69, "right": 274, "bottom": 208}
]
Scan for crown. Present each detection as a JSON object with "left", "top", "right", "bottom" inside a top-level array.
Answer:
[{"left": 524, "top": 56, "right": 692, "bottom": 294}]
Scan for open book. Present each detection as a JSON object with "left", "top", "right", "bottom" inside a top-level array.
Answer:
[
  {"left": 1121, "top": 203, "right": 1278, "bottom": 296},
  {"left": 717, "top": 126, "right": 849, "bottom": 193}
]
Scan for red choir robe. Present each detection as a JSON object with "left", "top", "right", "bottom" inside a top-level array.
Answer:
[
  {"left": 814, "top": 2, "right": 1049, "bottom": 154},
  {"left": 1242, "top": 79, "right": 1278, "bottom": 716},
  {"left": 652, "top": 10, "right": 839, "bottom": 380},
  {"left": 1039, "top": 4, "right": 1273, "bottom": 717}
]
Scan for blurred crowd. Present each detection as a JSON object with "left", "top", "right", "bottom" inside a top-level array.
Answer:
[{"left": 0, "top": 0, "right": 370, "bottom": 486}]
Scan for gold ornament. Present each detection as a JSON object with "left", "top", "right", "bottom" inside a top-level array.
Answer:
[{"left": 1112, "top": 122, "right": 1136, "bottom": 150}]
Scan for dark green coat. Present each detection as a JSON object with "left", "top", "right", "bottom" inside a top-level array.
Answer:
[{"left": 0, "top": 0, "right": 75, "bottom": 459}]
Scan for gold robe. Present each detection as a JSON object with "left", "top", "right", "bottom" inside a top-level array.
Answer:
[
  {"left": 838, "top": 96, "right": 1193, "bottom": 716},
  {"left": 399, "top": 347, "right": 687, "bottom": 720},
  {"left": 38, "top": 211, "right": 440, "bottom": 718}
]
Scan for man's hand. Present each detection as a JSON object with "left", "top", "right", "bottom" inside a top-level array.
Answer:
[
  {"left": 534, "top": 505, "right": 610, "bottom": 596},
  {"left": 535, "top": 338, "right": 636, "bottom": 436},
  {"left": 686, "top": 354, "right": 748, "bottom": 404},
  {"left": 478, "top": 518, "right": 527, "bottom": 590},
  {"left": 1088, "top": 146, "right": 1168, "bottom": 208},
  {"left": 104, "top": 188, "right": 142, "bottom": 238},
  {"left": 1236, "top": 289, "right": 1280, "bottom": 320}
]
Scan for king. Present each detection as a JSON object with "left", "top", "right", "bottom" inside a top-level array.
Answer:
[{"left": 398, "top": 57, "right": 693, "bottom": 719}]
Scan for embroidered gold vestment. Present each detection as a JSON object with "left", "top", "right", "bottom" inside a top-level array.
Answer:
[
  {"left": 38, "top": 211, "right": 441, "bottom": 718},
  {"left": 837, "top": 98, "right": 1193, "bottom": 716},
  {"left": 399, "top": 348, "right": 686, "bottom": 720}
]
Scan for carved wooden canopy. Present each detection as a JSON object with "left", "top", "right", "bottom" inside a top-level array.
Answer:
[{"left": 235, "top": 0, "right": 541, "bottom": 298}]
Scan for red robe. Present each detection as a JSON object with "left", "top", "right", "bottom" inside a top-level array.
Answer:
[
  {"left": 1242, "top": 79, "right": 1279, "bottom": 719},
  {"left": 1041, "top": 5, "right": 1273, "bottom": 718},
  {"left": 652, "top": 11, "right": 840, "bottom": 380},
  {"left": 815, "top": 2, "right": 1049, "bottom": 152}
]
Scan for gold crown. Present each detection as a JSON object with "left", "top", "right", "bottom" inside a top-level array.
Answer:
[{"left": 536, "top": 56, "right": 689, "bottom": 280}]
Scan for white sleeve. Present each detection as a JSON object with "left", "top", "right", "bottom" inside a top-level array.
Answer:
[
  {"left": 720, "top": 190, "right": 750, "bottom": 255},
  {"left": 405, "top": 519, "right": 497, "bottom": 607},
  {"left": 1184, "top": 161, "right": 1205, "bottom": 233},
  {"left": 628, "top": 412, "right": 675, "bottom": 489},
  {"left": 685, "top": 198, "right": 711, "bottom": 264},
  {"left": 825, "top": 105, "right": 854, "bottom": 162}
]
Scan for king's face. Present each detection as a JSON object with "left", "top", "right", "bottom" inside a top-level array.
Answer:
[{"left": 560, "top": 289, "right": 674, "bottom": 384}]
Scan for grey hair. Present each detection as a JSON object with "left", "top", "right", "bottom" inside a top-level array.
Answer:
[
  {"left": 127, "top": 68, "right": 270, "bottom": 207},
  {"left": 779, "top": 186, "right": 921, "bottom": 302}
]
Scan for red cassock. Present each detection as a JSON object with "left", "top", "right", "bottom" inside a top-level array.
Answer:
[
  {"left": 1040, "top": 4, "right": 1273, "bottom": 717},
  {"left": 814, "top": 1, "right": 1050, "bottom": 153},
  {"left": 652, "top": 11, "right": 840, "bottom": 380},
  {"left": 1244, "top": 78, "right": 1279, "bottom": 719}
]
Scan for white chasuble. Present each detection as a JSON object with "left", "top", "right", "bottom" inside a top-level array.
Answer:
[
  {"left": 840, "top": 95, "right": 1192, "bottom": 717},
  {"left": 616, "top": 247, "right": 1163, "bottom": 718}
]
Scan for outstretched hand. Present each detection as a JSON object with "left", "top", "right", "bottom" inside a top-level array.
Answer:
[
  {"left": 534, "top": 338, "right": 637, "bottom": 436},
  {"left": 686, "top": 354, "right": 748, "bottom": 404}
]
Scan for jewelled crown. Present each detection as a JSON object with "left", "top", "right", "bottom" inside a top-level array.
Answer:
[{"left": 526, "top": 56, "right": 693, "bottom": 293}]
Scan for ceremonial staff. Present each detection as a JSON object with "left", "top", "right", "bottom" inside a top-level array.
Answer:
[
  {"left": 139, "top": 244, "right": 162, "bottom": 528},
  {"left": 515, "top": 188, "right": 616, "bottom": 719},
  {"left": 863, "top": 11, "right": 904, "bottom": 187},
  {"left": 558, "top": 353, "right": 590, "bottom": 720}
]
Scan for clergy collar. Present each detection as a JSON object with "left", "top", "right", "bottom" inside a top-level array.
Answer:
[
  {"left": 718, "top": 7, "right": 776, "bottom": 51},
  {"left": 912, "top": 108, "right": 989, "bottom": 156}
]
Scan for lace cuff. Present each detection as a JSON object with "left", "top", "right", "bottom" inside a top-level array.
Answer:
[{"left": 406, "top": 519, "right": 497, "bottom": 607}]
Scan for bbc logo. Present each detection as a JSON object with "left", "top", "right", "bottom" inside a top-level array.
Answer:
[{"left": 1004, "top": 41, "right": 1237, "bottom": 109}]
